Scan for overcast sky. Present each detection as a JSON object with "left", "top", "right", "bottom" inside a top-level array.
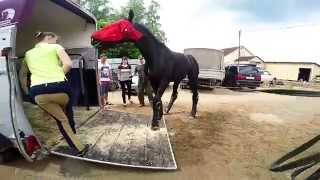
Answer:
[{"left": 110, "top": 0, "right": 320, "bottom": 63}]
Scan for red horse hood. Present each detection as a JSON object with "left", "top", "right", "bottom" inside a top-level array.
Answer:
[{"left": 92, "top": 19, "right": 143, "bottom": 46}]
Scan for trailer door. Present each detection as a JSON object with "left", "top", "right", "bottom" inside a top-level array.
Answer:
[
  {"left": 0, "top": 26, "right": 37, "bottom": 162},
  {"left": 0, "top": 0, "right": 38, "bottom": 162}
]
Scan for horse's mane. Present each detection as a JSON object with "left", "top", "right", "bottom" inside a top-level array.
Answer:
[{"left": 133, "top": 23, "right": 167, "bottom": 48}]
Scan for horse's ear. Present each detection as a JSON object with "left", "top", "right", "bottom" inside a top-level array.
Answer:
[{"left": 128, "top": 9, "right": 134, "bottom": 22}]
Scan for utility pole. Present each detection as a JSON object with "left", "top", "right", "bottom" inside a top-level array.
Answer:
[{"left": 238, "top": 29, "right": 241, "bottom": 66}]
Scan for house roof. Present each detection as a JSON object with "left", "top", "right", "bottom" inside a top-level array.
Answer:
[
  {"left": 265, "top": 61, "right": 320, "bottom": 67},
  {"left": 235, "top": 56, "right": 256, "bottom": 61},
  {"left": 221, "top": 45, "right": 256, "bottom": 57},
  {"left": 221, "top": 46, "right": 239, "bottom": 56},
  {"left": 235, "top": 56, "right": 264, "bottom": 62}
]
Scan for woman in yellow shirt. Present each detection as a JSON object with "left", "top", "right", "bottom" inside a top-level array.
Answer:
[{"left": 20, "top": 32, "right": 88, "bottom": 156}]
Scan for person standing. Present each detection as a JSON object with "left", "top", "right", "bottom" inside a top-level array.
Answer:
[
  {"left": 134, "top": 57, "right": 153, "bottom": 107},
  {"left": 118, "top": 56, "right": 133, "bottom": 106},
  {"left": 98, "top": 55, "right": 112, "bottom": 110},
  {"left": 19, "top": 32, "right": 88, "bottom": 156}
]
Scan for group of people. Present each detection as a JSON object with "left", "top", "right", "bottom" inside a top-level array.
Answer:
[
  {"left": 98, "top": 55, "right": 153, "bottom": 109},
  {"left": 19, "top": 31, "right": 153, "bottom": 156}
]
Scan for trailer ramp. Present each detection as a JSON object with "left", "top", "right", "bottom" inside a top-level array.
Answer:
[{"left": 51, "top": 110, "right": 177, "bottom": 170}]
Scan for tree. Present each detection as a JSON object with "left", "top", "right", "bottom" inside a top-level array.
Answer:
[
  {"left": 145, "top": 0, "right": 166, "bottom": 42},
  {"left": 103, "top": 42, "right": 141, "bottom": 59},
  {"left": 80, "top": 0, "right": 166, "bottom": 58},
  {"left": 120, "top": 0, "right": 146, "bottom": 23},
  {"left": 80, "top": 0, "right": 112, "bottom": 20}
]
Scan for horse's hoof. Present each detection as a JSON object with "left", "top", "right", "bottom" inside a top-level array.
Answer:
[
  {"left": 151, "top": 126, "right": 160, "bottom": 131},
  {"left": 151, "top": 121, "right": 160, "bottom": 131},
  {"left": 190, "top": 113, "right": 196, "bottom": 119}
]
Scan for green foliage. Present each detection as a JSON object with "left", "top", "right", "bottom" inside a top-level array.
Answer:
[
  {"left": 80, "top": 0, "right": 112, "bottom": 20},
  {"left": 102, "top": 42, "right": 141, "bottom": 59},
  {"left": 120, "top": 0, "right": 146, "bottom": 23},
  {"left": 81, "top": 0, "right": 166, "bottom": 58},
  {"left": 145, "top": 0, "right": 167, "bottom": 42}
]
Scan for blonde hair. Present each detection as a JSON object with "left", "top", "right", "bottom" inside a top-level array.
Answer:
[{"left": 34, "top": 31, "right": 57, "bottom": 42}]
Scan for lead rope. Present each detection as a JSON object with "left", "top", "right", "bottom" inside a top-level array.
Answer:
[{"left": 270, "top": 134, "right": 320, "bottom": 179}]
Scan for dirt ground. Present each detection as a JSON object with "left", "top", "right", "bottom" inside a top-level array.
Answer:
[{"left": 1, "top": 88, "right": 320, "bottom": 180}]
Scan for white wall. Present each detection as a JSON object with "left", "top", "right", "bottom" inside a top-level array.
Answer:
[{"left": 265, "top": 63, "right": 320, "bottom": 81}]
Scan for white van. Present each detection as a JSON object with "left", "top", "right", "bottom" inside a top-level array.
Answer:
[{"left": 0, "top": 0, "right": 98, "bottom": 162}]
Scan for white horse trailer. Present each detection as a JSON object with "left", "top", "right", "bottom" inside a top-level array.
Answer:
[
  {"left": 183, "top": 48, "right": 225, "bottom": 89},
  {"left": 0, "top": 0, "right": 98, "bottom": 162}
]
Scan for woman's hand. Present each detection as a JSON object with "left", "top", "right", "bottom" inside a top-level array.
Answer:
[{"left": 57, "top": 49, "right": 72, "bottom": 74}]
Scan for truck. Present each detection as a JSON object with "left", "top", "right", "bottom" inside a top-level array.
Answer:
[{"left": 183, "top": 48, "right": 225, "bottom": 89}]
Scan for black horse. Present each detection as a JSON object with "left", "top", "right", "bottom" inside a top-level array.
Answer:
[{"left": 92, "top": 10, "right": 199, "bottom": 130}]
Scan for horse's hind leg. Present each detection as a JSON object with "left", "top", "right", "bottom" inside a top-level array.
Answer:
[
  {"left": 165, "top": 82, "right": 179, "bottom": 114},
  {"left": 188, "top": 75, "right": 199, "bottom": 118}
]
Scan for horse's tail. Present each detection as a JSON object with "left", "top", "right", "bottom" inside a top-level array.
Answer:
[
  {"left": 186, "top": 54, "right": 199, "bottom": 117},
  {"left": 186, "top": 54, "right": 199, "bottom": 77}
]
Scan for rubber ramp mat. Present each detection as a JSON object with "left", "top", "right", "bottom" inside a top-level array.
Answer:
[{"left": 51, "top": 110, "right": 177, "bottom": 170}]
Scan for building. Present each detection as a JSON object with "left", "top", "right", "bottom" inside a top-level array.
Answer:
[
  {"left": 222, "top": 46, "right": 320, "bottom": 82},
  {"left": 265, "top": 62, "right": 320, "bottom": 81},
  {"left": 222, "top": 46, "right": 265, "bottom": 68}
]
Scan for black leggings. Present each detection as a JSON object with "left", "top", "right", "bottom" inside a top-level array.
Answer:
[{"left": 120, "top": 80, "right": 132, "bottom": 103}]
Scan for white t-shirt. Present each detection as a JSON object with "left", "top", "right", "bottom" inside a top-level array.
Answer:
[{"left": 98, "top": 61, "right": 112, "bottom": 83}]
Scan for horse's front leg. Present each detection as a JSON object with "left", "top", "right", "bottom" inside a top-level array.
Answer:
[
  {"left": 165, "top": 82, "right": 179, "bottom": 114},
  {"left": 151, "top": 80, "right": 169, "bottom": 130}
]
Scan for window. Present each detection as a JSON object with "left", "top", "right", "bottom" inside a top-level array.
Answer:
[{"left": 239, "top": 66, "right": 258, "bottom": 74}]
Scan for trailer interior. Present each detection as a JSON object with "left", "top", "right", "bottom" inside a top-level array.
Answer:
[{"left": 16, "top": 0, "right": 99, "bottom": 106}]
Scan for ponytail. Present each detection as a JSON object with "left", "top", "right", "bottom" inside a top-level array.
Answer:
[{"left": 34, "top": 31, "right": 57, "bottom": 42}]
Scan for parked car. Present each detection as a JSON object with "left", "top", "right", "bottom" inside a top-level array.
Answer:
[
  {"left": 131, "top": 75, "right": 139, "bottom": 94},
  {"left": 223, "top": 64, "right": 261, "bottom": 89},
  {"left": 257, "top": 68, "right": 273, "bottom": 83}
]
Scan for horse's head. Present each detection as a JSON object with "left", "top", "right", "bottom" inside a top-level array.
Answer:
[{"left": 91, "top": 10, "right": 143, "bottom": 48}]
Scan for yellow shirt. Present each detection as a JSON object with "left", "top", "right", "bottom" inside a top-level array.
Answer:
[{"left": 24, "top": 43, "right": 66, "bottom": 87}]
